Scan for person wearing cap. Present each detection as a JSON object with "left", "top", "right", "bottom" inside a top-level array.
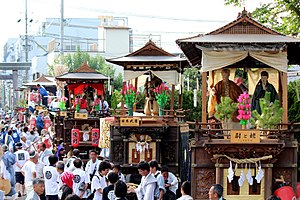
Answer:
[
  {"left": 21, "top": 150, "right": 38, "bottom": 195},
  {"left": 15, "top": 142, "right": 30, "bottom": 197},
  {"left": 0, "top": 144, "right": 17, "bottom": 197}
]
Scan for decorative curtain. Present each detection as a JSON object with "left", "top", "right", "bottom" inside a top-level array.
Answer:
[
  {"left": 68, "top": 83, "right": 104, "bottom": 95},
  {"left": 124, "top": 70, "right": 179, "bottom": 85},
  {"left": 201, "top": 50, "right": 288, "bottom": 73}
]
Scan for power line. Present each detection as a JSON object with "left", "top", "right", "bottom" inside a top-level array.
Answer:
[{"left": 69, "top": 6, "right": 228, "bottom": 23}]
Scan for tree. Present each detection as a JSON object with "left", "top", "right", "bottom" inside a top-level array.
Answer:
[
  {"left": 49, "top": 48, "right": 123, "bottom": 91},
  {"left": 224, "top": 0, "right": 300, "bottom": 36}
]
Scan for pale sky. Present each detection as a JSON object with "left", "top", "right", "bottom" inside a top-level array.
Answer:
[{"left": 0, "top": 0, "right": 269, "bottom": 53}]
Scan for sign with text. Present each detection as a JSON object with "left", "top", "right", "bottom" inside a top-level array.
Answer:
[
  {"left": 230, "top": 130, "right": 260, "bottom": 143},
  {"left": 120, "top": 117, "right": 140, "bottom": 126}
]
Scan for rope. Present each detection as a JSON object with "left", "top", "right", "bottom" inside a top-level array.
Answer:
[{"left": 213, "top": 154, "right": 272, "bottom": 164}]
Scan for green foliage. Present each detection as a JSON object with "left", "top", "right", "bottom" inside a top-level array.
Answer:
[
  {"left": 111, "top": 90, "right": 122, "bottom": 114},
  {"left": 224, "top": 0, "right": 242, "bottom": 7},
  {"left": 17, "top": 99, "right": 28, "bottom": 108},
  {"left": 288, "top": 80, "right": 300, "bottom": 122},
  {"left": 181, "top": 90, "right": 202, "bottom": 121},
  {"left": 215, "top": 97, "right": 238, "bottom": 122},
  {"left": 224, "top": 0, "right": 300, "bottom": 36},
  {"left": 252, "top": 92, "right": 284, "bottom": 129},
  {"left": 183, "top": 67, "right": 201, "bottom": 90},
  {"left": 135, "top": 91, "right": 146, "bottom": 110}
]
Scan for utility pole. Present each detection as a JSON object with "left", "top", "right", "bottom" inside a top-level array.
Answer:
[
  {"left": 60, "top": 0, "right": 64, "bottom": 64},
  {"left": 25, "top": 0, "right": 29, "bottom": 82}
]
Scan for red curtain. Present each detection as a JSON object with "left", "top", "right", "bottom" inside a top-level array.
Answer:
[{"left": 68, "top": 83, "right": 104, "bottom": 95}]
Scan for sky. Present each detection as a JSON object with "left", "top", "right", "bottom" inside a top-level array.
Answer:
[{"left": 0, "top": 0, "right": 270, "bottom": 53}]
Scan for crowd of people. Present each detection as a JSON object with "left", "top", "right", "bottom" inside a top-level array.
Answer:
[{"left": 0, "top": 111, "right": 200, "bottom": 200}]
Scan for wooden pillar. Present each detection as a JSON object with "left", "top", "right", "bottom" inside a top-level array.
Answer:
[
  {"left": 281, "top": 72, "right": 288, "bottom": 123},
  {"left": 202, "top": 72, "right": 207, "bottom": 123},
  {"left": 215, "top": 163, "right": 222, "bottom": 184},
  {"left": 133, "top": 77, "right": 138, "bottom": 112},
  {"left": 170, "top": 84, "right": 175, "bottom": 113},
  {"left": 265, "top": 164, "right": 273, "bottom": 198}
]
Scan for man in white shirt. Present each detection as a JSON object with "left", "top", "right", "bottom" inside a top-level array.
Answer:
[
  {"left": 65, "top": 149, "right": 81, "bottom": 172},
  {"left": 161, "top": 165, "right": 178, "bottom": 200},
  {"left": 25, "top": 178, "right": 45, "bottom": 200},
  {"left": 73, "top": 158, "right": 89, "bottom": 199},
  {"left": 91, "top": 161, "right": 110, "bottom": 200},
  {"left": 21, "top": 150, "right": 38, "bottom": 195},
  {"left": 149, "top": 160, "right": 165, "bottom": 200},
  {"left": 43, "top": 154, "right": 59, "bottom": 200},
  {"left": 128, "top": 161, "right": 157, "bottom": 200},
  {"left": 38, "top": 142, "right": 52, "bottom": 166},
  {"left": 15, "top": 142, "right": 29, "bottom": 197},
  {"left": 85, "top": 150, "right": 101, "bottom": 186},
  {"left": 112, "top": 164, "right": 126, "bottom": 183}
]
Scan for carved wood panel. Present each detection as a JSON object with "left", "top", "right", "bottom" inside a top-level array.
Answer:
[{"left": 195, "top": 168, "right": 215, "bottom": 199}]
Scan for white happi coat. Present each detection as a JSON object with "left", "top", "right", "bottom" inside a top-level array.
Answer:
[{"left": 135, "top": 172, "right": 157, "bottom": 200}]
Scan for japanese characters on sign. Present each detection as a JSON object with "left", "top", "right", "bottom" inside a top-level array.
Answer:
[
  {"left": 120, "top": 117, "right": 140, "bottom": 126},
  {"left": 230, "top": 130, "right": 260, "bottom": 143}
]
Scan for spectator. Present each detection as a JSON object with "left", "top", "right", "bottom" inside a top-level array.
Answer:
[
  {"left": 25, "top": 178, "right": 45, "bottom": 200},
  {"left": 21, "top": 150, "right": 38, "bottom": 194},
  {"left": 0, "top": 144, "right": 17, "bottom": 197},
  {"left": 177, "top": 181, "right": 193, "bottom": 200},
  {"left": 149, "top": 160, "right": 165, "bottom": 200},
  {"left": 57, "top": 161, "right": 74, "bottom": 200},
  {"left": 112, "top": 164, "right": 126, "bottom": 183},
  {"left": 72, "top": 159, "right": 89, "bottom": 199},
  {"left": 38, "top": 142, "right": 52, "bottom": 166},
  {"left": 103, "top": 172, "right": 119, "bottom": 200},
  {"left": 208, "top": 184, "right": 225, "bottom": 200},
  {"left": 65, "top": 149, "right": 81, "bottom": 172},
  {"left": 15, "top": 142, "right": 29, "bottom": 197},
  {"left": 161, "top": 165, "right": 178, "bottom": 200},
  {"left": 91, "top": 160, "right": 111, "bottom": 200},
  {"left": 43, "top": 155, "right": 59, "bottom": 200},
  {"left": 85, "top": 150, "right": 100, "bottom": 188},
  {"left": 114, "top": 180, "right": 128, "bottom": 200},
  {"left": 128, "top": 161, "right": 157, "bottom": 200}
]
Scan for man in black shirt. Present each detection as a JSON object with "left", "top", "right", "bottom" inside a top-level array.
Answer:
[{"left": 102, "top": 172, "right": 119, "bottom": 200}]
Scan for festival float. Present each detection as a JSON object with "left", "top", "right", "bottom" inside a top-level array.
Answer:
[
  {"left": 176, "top": 9, "right": 300, "bottom": 200},
  {"left": 54, "top": 62, "right": 110, "bottom": 160},
  {"left": 107, "top": 40, "right": 191, "bottom": 183}
]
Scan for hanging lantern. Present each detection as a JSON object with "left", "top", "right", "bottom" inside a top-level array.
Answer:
[
  {"left": 44, "top": 116, "right": 51, "bottom": 130},
  {"left": 71, "top": 129, "right": 80, "bottom": 148},
  {"left": 29, "top": 115, "right": 36, "bottom": 130},
  {"left": 91, "top": 128, "right": 100, "bottom": 147}
]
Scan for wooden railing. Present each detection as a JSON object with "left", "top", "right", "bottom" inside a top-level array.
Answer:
[{"left": 187, "top": 120, "right": 300, "bottom": 141}]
